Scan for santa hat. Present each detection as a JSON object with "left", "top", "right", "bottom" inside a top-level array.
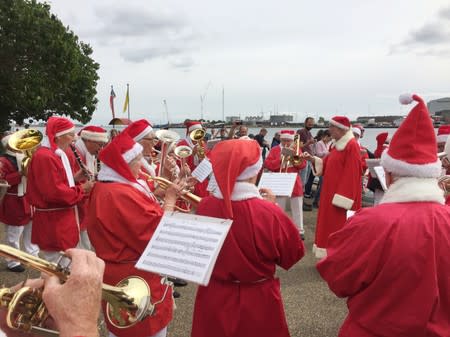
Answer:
[
  {"left": 79, "top": 126, "right": 108, "bottom": 143},
  {"left": 123, "top": 119, "right": 153, "bottom": 142},
  {"left": 351, "top": 127, "right": 361, "bottom": 137},
  {"left": 46, "top": 117, "right": 75, "bottom": 151},
  {"left": 210, "top": 139, "right": 262, "bottom": 218},
  {"left": 184, "top": 121, "right": 203, "bottom": 135},
  {"left": 280, "top": 130, "right": 295, "bottom": 140},
  {"left": 374, "top": 132, "right": 389, "bottom": 158},
  {"left": 98, "top": 132, "right": 143, "bottom": 183},
  {"left": 381, "top": 94, "right": 441, "bottom": 178},
  {"left": 330, "top": 116, "right": 351, "bottom": 130},
  {"left": 436, "top": 125, "right": 450, "bottom": 143}
]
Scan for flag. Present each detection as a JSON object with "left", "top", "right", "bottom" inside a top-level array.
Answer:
[
  {"left": 123, "top": 85, "right": 129, "bottom": 113},
  {"left": 109, "top": 86, "right": 116, "bottom": 118}
]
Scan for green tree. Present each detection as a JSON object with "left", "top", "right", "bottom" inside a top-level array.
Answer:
[{"left": 0, "top": 0, "right": 99, "bottom": 131}]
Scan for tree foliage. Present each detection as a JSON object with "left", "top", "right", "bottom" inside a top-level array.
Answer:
[{"left": 0, "top": 0, "right": 99, "bottom": 131}]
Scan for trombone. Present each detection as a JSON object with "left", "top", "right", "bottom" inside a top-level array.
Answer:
[
  {"left": 0, "top": 244, "right": 157, "bottom": 335},
  {"left": 279, "top": 135, "right": 304, "bottom": 172}
]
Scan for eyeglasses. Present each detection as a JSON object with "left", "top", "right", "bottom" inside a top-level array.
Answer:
[{"left": 141, "top": 137, "right": 159, "bottom": 144}]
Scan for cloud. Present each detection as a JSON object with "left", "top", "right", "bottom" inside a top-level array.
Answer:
[
  {"left": 86, "top": 5, "right": 198, "bottom": 68},
  {"left": 169, "top": 56, "right": 195, "bottom": 71},
  {"left": 390, "top": 6, "right": 450, "bottom": 56}
]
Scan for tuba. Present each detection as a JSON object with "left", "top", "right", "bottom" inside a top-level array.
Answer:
[
  {"left": 155, "top": 130, "right": 180, "bottom": 177},
  {"left": 189, "top": 129, "right": 206, "bottom": 160},
  {"left": 0, "top": 244, "right": 157, "bottom": 336},
  {"left": 8, "top": 129, "right": 43, "bottom": 174}
]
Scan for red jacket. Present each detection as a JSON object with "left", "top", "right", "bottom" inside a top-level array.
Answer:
[{"left": 0, "top": 155, "right": 31, "bottom": 225}]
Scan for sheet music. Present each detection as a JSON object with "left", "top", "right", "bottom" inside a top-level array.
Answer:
[
  {"left": 135, "top": 212, "right": 232, "bottom": 286},
  {"left": 207, "top": 173, "right": 219, "bottom": 192},
  {"left": 373, "top": 166, "right": 388, "bottom": 191},
  {"left": 257, "top": 172, "right": 297, "bottom": 196},
  {"left": 365, "top": 159, "right": 381, "bottom": 176},
  {"left": 192, "top": 158, "right": 212, "bottom": 182}
]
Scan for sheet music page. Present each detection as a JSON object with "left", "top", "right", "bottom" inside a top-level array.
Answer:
[
  {"left": 365, "top": 159, "right": 381, "bottom": 176},
  {"left": 135, "top": 212, "right": 233, "bottom": 286},
  {"left": 207, "top": 173, "right": 219, "bottom": 193},
  {"left": 257, "top": 172, "right": 297, "bottom": 196},
  {"left": 191, "top": 158, "right": 212, "bottom": 182},
  {"left": 373, "top": 166, "right": 388, "bottom": 191}
]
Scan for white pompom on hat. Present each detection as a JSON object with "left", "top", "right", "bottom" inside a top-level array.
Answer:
[{"left": 381, "top": 94, "right": 441, "bottom": 178}]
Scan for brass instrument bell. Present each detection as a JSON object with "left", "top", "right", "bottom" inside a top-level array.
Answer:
[
  {"left": 8, "top": 129, "right": 43, "bottom": 174},
  {"left": 189, "top": 129, "right": 206, "bottom": 159},
  {"left": 0, "top": 245, "right": 155, "bottom": 335}
]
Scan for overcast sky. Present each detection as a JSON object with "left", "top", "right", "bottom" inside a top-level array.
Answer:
[{"left": 46, "top": 0, "right": 450, "bottom": 125}]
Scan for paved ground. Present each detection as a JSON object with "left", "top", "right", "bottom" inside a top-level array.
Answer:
[{"left": 0, "top": 208, "right": 348, "bottom": 337}]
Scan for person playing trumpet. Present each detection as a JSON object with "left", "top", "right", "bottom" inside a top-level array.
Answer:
[
  {"left": 264, "top": 130, "right": 307, "bottom": 240},
  {"left": 85, "top": 132, "right": 185, "bottom": 337}
]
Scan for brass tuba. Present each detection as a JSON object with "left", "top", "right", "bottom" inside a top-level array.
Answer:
[
  {"left": 0, "top": 244, "right": 156, "bottom": 336},
  {"left": 189, "top": 128, "right": 206, "bottom": 160},
  {"left": 8, "top": 129, "right": 43, "bottom": 174}
]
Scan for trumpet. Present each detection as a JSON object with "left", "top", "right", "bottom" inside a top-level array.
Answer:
[
  {"left": 174, "top": 145, "right": 192, "bottom": 178},
  {"left": 291, "top": 134, "right": 305, "bottom": 166},
  {"left": 189, "top": 129, "right": 206, "bottom": 160},
  {"left": 8, "top": 129, "right": 43, "bottom": 175},
  {"left": 0, "top": 244, "right": 155, "bottom": 335}
]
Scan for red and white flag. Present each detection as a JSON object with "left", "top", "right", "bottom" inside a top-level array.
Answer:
[{"left": 110, "top": 86, "right": 116, "bottom": 118}]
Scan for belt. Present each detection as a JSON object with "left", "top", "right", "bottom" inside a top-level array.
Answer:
[
  {"left": 34, "top": 205, "right": 76, "bottom": 212},
  {"left": 231, "top": 278, "right": 269, "bottom": 284}
]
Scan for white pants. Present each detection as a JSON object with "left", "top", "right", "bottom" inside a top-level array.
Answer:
[
  {"left": 276, "top": 196, "right": 304, "bottom": 234},
  {"left": 5, "top": 222, "right": 39, "bottom": 268},
  {"left": 109, "top": 326, "right": 167, "bottom": 337}
]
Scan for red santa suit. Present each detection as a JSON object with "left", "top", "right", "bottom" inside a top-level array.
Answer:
[
  {"left": 27, "top": 118, "right": 84, "bottom": 254},
  {"left": 0, "top": 143, "right": 39, "bottom": 269},
  {"left": 192, "top": 139, "right": 305, "bottom": 337},
  {"left": 86, "top": 132, "right": 172, "bottom": 337},
  {"left": 312, "top": 118, "right": 362, "bottom": 258},
  {"left": 264, "top": 132, "right": 307, "bottom": 235},
  {"left": 317, "top": 93, "right": 450, "bottom": 337}
]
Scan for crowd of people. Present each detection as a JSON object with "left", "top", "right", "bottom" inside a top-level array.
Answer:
[{"left": 0, "top": 93, "right": 449, "bottom": 337}]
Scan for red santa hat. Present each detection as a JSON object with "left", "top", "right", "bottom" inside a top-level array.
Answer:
[
  {"left": 98, "top": 132, "right": 143, "bottom": 183},
  {"left": 79, "top": 126, "right": 108, "bottom": 143},
  {"left": 436, "top": 125, "right": 450, "bottom": 144},
  {"left": 329, "top": 116, "right": 351, "bottom": 130},
  {"left": 123, "top": 119, "right": 153, "bottom": 142},
  {"left": 351, "top": 127, "right": 361, "bottom": 137},
  {"left": 46, "top": 117, "right": 75, "bottom": 151},
  {"left": 184, "top": 120, "right": 203, "bottom": 134},
  {"left": 381, "top": 94, "right": 441, "bottom": 178},
  {"left": 210, "top": 139, "right": 262, "bottom": 218},
  {"left": 280, "top": 130, "right": 295, "bottom": 140}
]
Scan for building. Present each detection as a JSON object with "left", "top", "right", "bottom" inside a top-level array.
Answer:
[
  {"left": 428, "top": 97, "right": 450, "bottom": 123},
  {"left": 269, "top": 114, "right": 293, "bottom": 125},
  {"left": 226, "top": 116, "right": 240, "bottom": 123}
]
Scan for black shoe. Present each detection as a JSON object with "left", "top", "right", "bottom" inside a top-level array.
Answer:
[
  {"left": 168, "top": 277, "right": 188, "bottom": 287},
  {"left": 303, "top": 204, "right": 312, "bottom": 211},
  {"left": 173, "top": 290, "right": 181, "bottom": 299},
  {"left": 8, "top": 265, "right": 25, "bottom": 273}
]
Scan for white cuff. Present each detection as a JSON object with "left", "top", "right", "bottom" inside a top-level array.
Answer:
[
  {"left": 312, "top": 157, "right": 323, "bottom": 176},
  {"left": 332, "top": 193, "right": 354, "bottom": 210}
]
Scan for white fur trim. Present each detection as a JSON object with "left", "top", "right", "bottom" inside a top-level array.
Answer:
[
  {"left": 80, "top": 130, "right": 108, "bottom": 143},
  {"left": 399, "top": 93, "right": 414, "bottom": 105},
  {"left": 311, "top": 156, "right": 323, "bottom": 176},
  {"left": 332, "top": 193, "right": 354, "bottom": 210},
  {"left": 55, "top": 148, "right": 75, "bottom": 187},
  {"left": 122, "top": 143, "right": 143, "bottom": 163},
  {"left": 330, "top": 119, "right": 350, "bottom": 130},
  {"left": 133, "top": 126, "right": 153, "bottom": 142},
  {"left": 334, "top": 130, "right": 354, "bottom": 151},
  {"left": 379, "top": 177, "right": 444, "bottom": 204},
  {"left": 381, "top": 151, "right": 441, "bottom": 178},
  {"left": 212, "top": 181, "right": 262, "bottom": 201},
  {"left": 280, "top": 133, "right": 294, "bottom": 140},
  {"left": 312, "top": 244, "right": 327, "bottom": 259},
  {"left": 55, "top": 126, "right": 75, "bottom": 137},
  {"left": 237, "top": 156, "right": 262, "bottom": 181},
  {"left": 437, "top": 134, "right": 449, "bottom": 143},
  {"left": 1, "top": 135, "right": 11, "bottom": 148},
  {"left": 188, "top": 124, "right": 202, "bottom": 133},
  {"left": 351, "top": 127, "right": 361, "bottom": 137},
  {"left": 445, "top": 136, "right": 450, "bottom": 158}
]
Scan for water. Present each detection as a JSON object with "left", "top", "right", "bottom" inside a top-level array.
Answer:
[{"left": 21, "top": 125, "right": 432, "bottom": 153}]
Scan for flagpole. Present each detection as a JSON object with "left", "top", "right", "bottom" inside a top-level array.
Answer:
[{"left": 127, "top": 83, "right": 130, "bottom": 120}]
